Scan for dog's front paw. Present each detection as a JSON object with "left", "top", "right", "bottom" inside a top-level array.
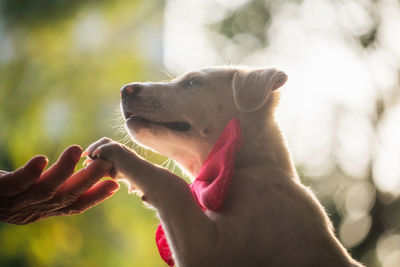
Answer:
[{"left": 84, "top": 137, "right": 137, "bottom": 178}]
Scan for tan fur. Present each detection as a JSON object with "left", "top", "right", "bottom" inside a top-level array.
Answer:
[{"left": 87, "top": 66, "right": 364, "bottom": 266}]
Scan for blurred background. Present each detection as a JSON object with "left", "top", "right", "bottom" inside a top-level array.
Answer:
[{"left": 0, "top": 0, "right": 399, "bottom": 266}]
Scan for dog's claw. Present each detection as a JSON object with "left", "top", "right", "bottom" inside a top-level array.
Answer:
[
  {"left": 82, "top": 158, "right": 93, "bottom": 167},
  {"left": 108, "top": 166, "right": 117, "bottom": 178}
]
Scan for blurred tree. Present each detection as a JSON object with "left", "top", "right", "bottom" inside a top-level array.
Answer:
[
  {"left": 0, "top": 0, "right": 106, "bottom": 27},
  {"left": 0, "top": 0, "right": 168, "bottom": 266},
  {"left": 210, "top": 0, "right": 273, "bottom": 49}
]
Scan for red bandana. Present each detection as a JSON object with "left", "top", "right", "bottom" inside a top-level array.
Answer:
[{"left": 155, "top": 118, "right": 243, "bottom": 266}]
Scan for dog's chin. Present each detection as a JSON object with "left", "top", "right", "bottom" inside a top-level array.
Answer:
[{"left": 126, "top": 115, "right": 192, "bottom": 133}]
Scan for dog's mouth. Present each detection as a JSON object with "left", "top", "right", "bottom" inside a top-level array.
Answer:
[{"left": 125, "top": 113, "right": 191, "bottom": 132}]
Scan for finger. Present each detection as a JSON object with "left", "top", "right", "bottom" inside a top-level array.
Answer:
[
  {"left": 57, "top": 159, "right": 113, "bottom": 196},
  {"left": 85, "top": 137, "right": 113, "bottom": 159},
  {"left": 48, "top": 159, "right": 113, "bottom": 207},
  {"left": 39, "top": 145, "right": 82, "bottom": 187},
  {"left": 35, "top": 145, "right": 82, "bottom": 192},
  {"left": 7, "top": 145, "right": 82, "bottom": 207},
  {"left": 8, "top": 159, "right": 113, "bottom": 214},
  {"left": 51, "top": 179, "right": 120, "bottom": 216},
  {"left": 0, "top": 156, "right": 48, "bottom": 197}
]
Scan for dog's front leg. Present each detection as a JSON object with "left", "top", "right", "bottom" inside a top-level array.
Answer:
[{"left": 86, "top": 138, "right": 217, "bottom": 266}]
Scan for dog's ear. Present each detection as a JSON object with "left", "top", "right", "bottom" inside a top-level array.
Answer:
[{"left": 232, "top": 68, "right": 288, "bottom": 112}]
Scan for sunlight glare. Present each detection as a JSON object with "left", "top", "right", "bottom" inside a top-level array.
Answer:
[{"left": 163, "top": 0, "right": 400, "bottom": 195}]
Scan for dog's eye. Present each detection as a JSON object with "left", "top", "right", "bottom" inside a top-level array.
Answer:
[{"left": 184, "top": 77, "right": 200, "bottom": 89}]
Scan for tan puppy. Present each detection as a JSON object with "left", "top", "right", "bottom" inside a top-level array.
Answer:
[{"left": 86, "top": 66, "right": 364, "bottom": 267}]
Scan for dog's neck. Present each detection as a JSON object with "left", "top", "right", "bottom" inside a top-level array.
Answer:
[
  {"left": 235, "top": 92, "right": 298, "bottom": 179},
  {"left": 174, "top": 152, "right": 205, "bottom": 177},
  {"left": 237, "top": 117, "right": 297, "bottom": 179},
  {"left": 168, "top": 142, "right": 210, "bottom": 178},
  {"left": 172, "top": 117, "right": 297, "bottom": 180}
]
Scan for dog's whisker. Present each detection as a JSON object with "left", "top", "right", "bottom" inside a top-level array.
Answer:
[
  {"left": 120, "top": 135, "right": 132, "bottom": 145},
  {"left": 170, "top": 160, "right": 176, "bottom": 173},
  {"left": 161, "top": 158, "right": 173, "bottom": 172},
  {"left": 168, "top": 160, "right": 172, "bottom": 170},
  {"left": 161, "top": 68, "right": 176, "bottom": 81},
  {"left": 161, "top": 158, "right": 170, "bottom": 168}
]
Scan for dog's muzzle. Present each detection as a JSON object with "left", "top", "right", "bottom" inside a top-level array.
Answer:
[{"left": 120, "top": 83, "right": 192, "bottom": 132}]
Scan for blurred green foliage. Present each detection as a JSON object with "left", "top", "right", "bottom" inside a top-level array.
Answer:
[
  {"left": 210, "top": 0, "right": 273, "bottom": 49},
  {"left": 0, "top": 0, "right": 168, "bottom": 266}
]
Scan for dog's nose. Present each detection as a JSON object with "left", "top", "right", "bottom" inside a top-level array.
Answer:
[{"left": 120, "top": 83, "right": 142, "bottom": 99}]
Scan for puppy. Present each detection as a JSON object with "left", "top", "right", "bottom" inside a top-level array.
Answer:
[{"left": 86, "top": 66, "right": 364, "bottom": 266}]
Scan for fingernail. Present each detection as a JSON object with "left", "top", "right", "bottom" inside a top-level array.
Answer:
[
  {"left": 111, "top": 183, "right": 120, "bottom": 192},
  {"left": 107, "top": 185, "right": 120, "bottom": 197},
  {"left": 81, "top": 151, "right": 88, "bottom": 158},
  {"left": 92, "top": 149, "right": 100, "bottom": 159},
  {"left": 37, "top": 157, "right": 49, "bottom": 170},
  {"left": 71, "top": 149, "right": 82, "bottom": 164}
]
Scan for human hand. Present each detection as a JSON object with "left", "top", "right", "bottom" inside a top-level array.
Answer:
[{"left": 0, "top": 145, "right": 120, "bottom": 225}]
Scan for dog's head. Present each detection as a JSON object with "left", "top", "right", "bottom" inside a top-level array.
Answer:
[{"left": 120, "top": 66, "right": 287, "bottom": 174}]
